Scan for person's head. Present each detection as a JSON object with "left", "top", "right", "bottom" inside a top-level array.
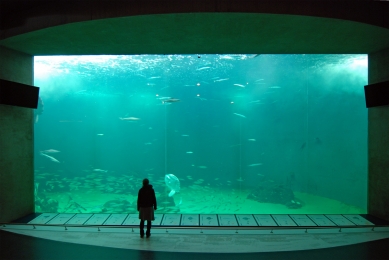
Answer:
[{"left": 142, "top": 178, "right": 149, "bottom": 186}]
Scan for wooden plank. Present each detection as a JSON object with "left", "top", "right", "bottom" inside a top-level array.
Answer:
[
  {"left": 125, "top": 214, "right": 163, "bottom": 226},
  {"left": 84, "top": 214, "right": 110, "bottom": 225},
  {"left": 46, "top": 214, "right": 75, "bottom": 225},
  {"left": 272, "top": 214, "right": 297, "bottom": 226},
  {"left": 218, "top": 214, "right": 238, "bottom": 226},
  {"left": 343, "top": 215, "right": 374, "bottom": 226},
  {"left": 153, "top": 214, "right": 164, "bottom": 225},
  {"left": 103, "top": 214, "right": 128, "bottom": 225},
  {"left": 236, "top": 214, "right": 258, "bottom": 226},
  {"left": 307, "top": 215, "right": 336, "bottom": 226},
  {"left": 28, "top": 213, "right": 58, "bottom": 224},
  {"left": 253, "top": 215, "right": 278, "bottom": 226},
  {"left": 289, "top": 215, "right": 317, "bottom": 226},
  {"left": 181, "top": 214, "right": 199, "bottom": 226},
  {"left": 66, "top": 214, "right": 93, "bottom": 225},
  {"left": 200, "top": 214, "right": 218, "bottom": 226},
  {"left": 122, "top": 214, "right": 139, "bottom": 225},
  {"left": 325, "top": 215, "right": 355, "bottom": 226},
  {"left": 161, "top": 214, "right": 181, "bottom": 226}
]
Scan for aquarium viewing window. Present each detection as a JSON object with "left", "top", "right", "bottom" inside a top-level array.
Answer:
[{"left": 33, "top": 54, "right": 368, "bottom": 215}]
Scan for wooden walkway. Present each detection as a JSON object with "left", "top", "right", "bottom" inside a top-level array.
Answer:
[{"left": 26, "top": 213, "right": 375, "bottom": 227}]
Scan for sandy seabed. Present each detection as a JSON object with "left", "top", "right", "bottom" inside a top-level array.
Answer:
[{"left": 43, "top": 185, "right": 365, "bottom": 215}]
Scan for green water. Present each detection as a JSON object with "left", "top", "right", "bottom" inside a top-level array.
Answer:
[{"left": 33, "top": 54, "right": 368, "bottom": 214}]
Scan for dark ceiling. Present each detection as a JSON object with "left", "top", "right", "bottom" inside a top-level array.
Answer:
[{"left": 0, "top": 1, "right": 388, "bottom": 55}]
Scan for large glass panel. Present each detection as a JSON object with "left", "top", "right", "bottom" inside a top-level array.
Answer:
[{"left": 34, "top": 54, "right": 367, "bottom": 214}]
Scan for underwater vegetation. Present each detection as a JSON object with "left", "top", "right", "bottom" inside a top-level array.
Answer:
[{"left": 247, "top": 180, "right": 304, "bottom": 209}]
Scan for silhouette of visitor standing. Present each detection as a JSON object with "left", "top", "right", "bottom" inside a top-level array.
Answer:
[{"left": 137, "top": 178, "right": 157, "bottom": 238}]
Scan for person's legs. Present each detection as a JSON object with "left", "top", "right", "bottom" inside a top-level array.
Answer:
[
  {"left": 140, "top": 220, "right": 145, "bottom": 237},
  {"left": 146, "top": 220, "right": 151, "bottom": 237}
]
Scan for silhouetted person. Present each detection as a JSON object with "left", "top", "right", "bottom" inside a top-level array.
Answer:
[{"left": 137, "top": 178, "right": 157, "bottom": 238}]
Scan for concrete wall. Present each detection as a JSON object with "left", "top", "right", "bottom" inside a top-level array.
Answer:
[
  {"left": 1, "top": 1, "right": 388, "bottom": 41},
  {"left": 0, "top": 46, "right": 34, "bottom": 222},
  {"left": 368, "top": 48, "right": 389, "bottom": 221}
]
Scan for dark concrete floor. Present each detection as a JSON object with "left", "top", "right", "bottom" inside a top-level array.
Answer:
[{"left": 1, "top": 229, "right": 388, "bottom": 260}]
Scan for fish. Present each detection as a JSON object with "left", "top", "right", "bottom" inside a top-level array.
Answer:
[
  {"left": 186, "top": 151, "right": 193, "bottom": 154},
  {"left": 148, "top": 76, "right": 161, "bottom": 79},
  {"left": 248, "top": 139, "right": 256, "bottom": 141},
  {"left": 233, "top": 113, "right": 246, "bottom": 118},
  {"left": 40, "top": 152, "right": 60, "bottom": 163},
  {"left": 214, "top": 78, "right": 229, "bottom": 82},
  {"left": 177, "top": 197, "right": 183, "bottom": 207},
  {"left": 181, "top": 134, "right": 189, "bottom": 137},
  {"left": 248, "top": 163, "right": 263, "bottom": 167},
  {"left": 198, "top": 166, "right": 207, "bottom": 169},
  {"left": 196, "top": 66, "right": 211, "bottom": 71},
  {"left": 97, "top": 134, "right": 104, "bottom": 136},
  {"left": 269, "top": 86, "right": 281, "bottom": 89},
  {"left": 119, "top": 117, "right": 140, "bottom": 121},
  {"left": 255, "top": 79, "right": 264, "bottom": 82},
  {"left": 40, "top": 149, "right": 60, "bottom": 153},
  {"left": 165, "top": 174, "right": 180, "bottom": 197},
  {"left": 237, "top": 177, "right": 244, "bottom": 182},
  {"left": 249, "top": 100, "right": 266, "bottom": 105},
  {"left": 162, "top": 98, "right": 180, "bottom": 103},
  {"left": 157, "top": 96, "right": 172, "bottom": 100},
  {"left": 93, "top": 169, "right": 108, "bottom": 173},
  {"left": 233, "top": 84, "right": 245, "bottom": 88}
]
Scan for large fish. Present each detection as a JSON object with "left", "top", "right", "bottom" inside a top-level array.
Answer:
[
  {"left": 93, "top": 169, "right": 108, "bottom": 173},
  {"left": 41, "top": 149, "right": 60, "bottom": 153},
  {"left": 233, "top": 113, "right": 246, "bottom": 118},
  {"left": 40, "top": 152, "right": 60, "bottom": 163},
  {"left": 214, "top": 78, "right": 229, "bottom": 82},
  {"left": 165, "top": 174, "right": 180, "bottom": 197},
  {"left": 162, "top": 98, "right": 180, "bottom": 104},
  {"left": 119, "top": 117, "right": 140, "bottom": 121}
]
